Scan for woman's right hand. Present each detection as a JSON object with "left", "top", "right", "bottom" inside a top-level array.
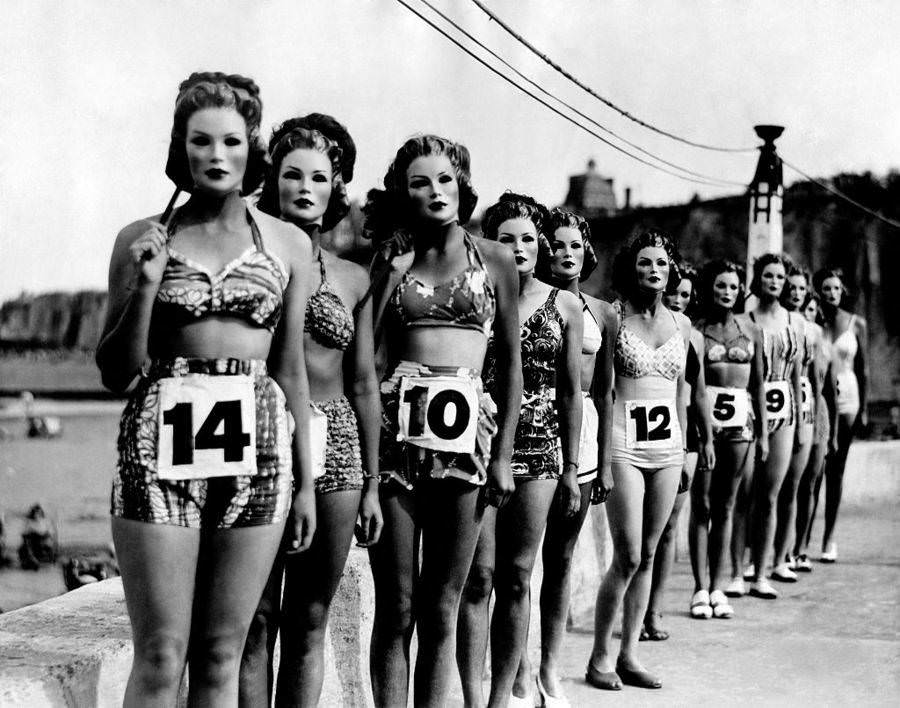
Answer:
[
  {"left": 484, "top": 459, "right": 515, "bottom": 509},
  {"left": 127, "top": 221, "right": 169, "bottom": 286},
  {"left": 757, "top": 435, "right": 769, "bottom": 463},
  {"left": 591, "top": 464, "right": 614, "bottom": 504}
]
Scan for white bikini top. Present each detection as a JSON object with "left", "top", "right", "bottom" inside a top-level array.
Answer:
[
  {"left": 831, "top": 315, "right": 858, "bottom": 375},
  {"left": 582, "top": 301, "right": 603, "bottom": 356}
]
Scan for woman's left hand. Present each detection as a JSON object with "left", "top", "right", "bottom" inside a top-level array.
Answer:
[
  {"left": 285, "top": 488, "right": 316, "bottom": 554},
  {"left": 702, "top": 440, "right": 716, "bottom": 472},
  {"left": 558, "top": 471, "right": 581, "bottom": 518},
  {"left": 355, "top": 486, "right": 383, "bottom": 547}
]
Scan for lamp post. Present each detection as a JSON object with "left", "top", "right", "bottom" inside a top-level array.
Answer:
[{"left": 747, "top": 125, "right": 785, "bottom": 286}]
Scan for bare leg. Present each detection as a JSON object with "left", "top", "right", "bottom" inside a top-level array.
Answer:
[
  {"left": 751, "top": 422, "right": 795, "bottom": 583},
  {"left": 688, "top": 454, "right": 711, "bottom": 593},
  {"left": 805, "top": 456, "right": 826, "bottom": 550},
  {"left": 486, "top": 479, "right": 557, "bottom": 707},
  {"left": 709, "top": 442, "right": 754, "bottom": 593},
  {"left": 730, "top": 452, "right": 755, "bottom": 580},
  {"left": 112, "top": 518, "right": 199, "bottom": 707},
  {"left": 457, "top": 506, "right": 497, "bottom": 708},
  {"left": 414, "top": 480, "right": 485, "bottom": 708},
  {"left": 187, "top": 521, "right": 287, "bottom": 707},
  {"left": 822, "top": 413, "right": 855, "bottom": 552},
  {"left": 368, "top": 487, "right": 417, "bottom": 708},
  {"left": 238, "top": 545, "right": 284, "bottom": 707},
  {"left": 795, "top": 442, "right": 826, "bottom": 557},
  {"left": 276, "top": 490, "right": 362, "bottom": 707},
  {"left": 774, "top": 429, "right": 813, "bottom": 567}
]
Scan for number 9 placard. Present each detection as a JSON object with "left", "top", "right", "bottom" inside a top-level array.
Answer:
[
  {"left": 624, "top": 398, "right": 678, "bottom": 450},
  {"left": 157, "top": 375, "right": 257, "bottom": 480},
  {"left": 764, "top": 380, "right": 792, "bottom": 426},
  {"left": 397, "top": 376, "right": 479, "bottom": 454}
]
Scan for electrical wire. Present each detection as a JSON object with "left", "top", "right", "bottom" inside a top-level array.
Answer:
[
  {"left": 418, "top": 0, "right": 746, "bottom": 187},
  {"left": 468, "top": 0, "right": 757, "bottom": 154},
  {"left": 394, "top": 0, "right": 739, "bottom": 187}
]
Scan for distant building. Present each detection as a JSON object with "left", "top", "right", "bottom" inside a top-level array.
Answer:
[{"left": 562, "top": 159, "right": 617, "bottom": 218}]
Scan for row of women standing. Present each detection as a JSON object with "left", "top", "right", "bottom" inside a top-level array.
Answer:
[{"left": 97, "top": 72, "right": 867, "bottom": 707}]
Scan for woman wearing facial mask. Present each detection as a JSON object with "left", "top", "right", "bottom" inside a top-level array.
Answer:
[
  {"left": 693, "top": 261, "right": 768, "bottom": 618},
  {"left": 813, "top": 268, "right": 868, "bottom": 563},
  {"left": 771, "top": 266, "right": 823, "bottom": 581},
  {"left": 793, "top": 292, "right": 832, "bottom": 568},
  {"left": 97, "top": 72, "right": 315, "bottom": 705},
  {"left": 364, "top": 136, "right": 522, "bottom": 707},
  {"left": 643, "top": 263, "right": 715, "bottom": 632},
  {"left": 738, "top": 254, "right": 807, "bottom": 600},
  {"left": 457, "top": 194, "right": 583, "bottom": 708},
  {"left": 586, "top": 231, "right": 691, "bottom": 691},
  {"left": 239, "top": 114, "right": 382, "bottom": 707},
  {"left": 512, "top": 208, "right": 615, "bottom": 705}
]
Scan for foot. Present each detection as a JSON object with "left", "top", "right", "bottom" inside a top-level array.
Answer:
[
  {"left": 771, "top": 563, "right": 798, "bottom": 582},
  {"left": 794, "top": 553, "right": 813, "bottom": 572},
  {"left": 616, "top": 658, "right": 662, "bottom": 689},
  {"left": 709, "top": 589, "right": 734, "bottom": 618},
  {"left": 536, "top": 673, "right": 570, "bottom": 708},
  {"left": 585, "top": 660, "right": 622, "bottom": 691},
  {"left": 749, "top": 578, "right": 779, "bottom": 599},
  {"left": 508, "top": 684, "right": 533, "bottom": 707},
  {"left": 724, "top": 577, "right": 746, "bottom": 597},
  {"left": 821, "top": 543, "right": 837, "bottom": 563},
  {"left": 690, "top": 589, "right": 713, "bottom": 619},
  {"left": 743, "top": 563, "right": 756, "bottom": 580},
  {"left": 642, "top": 611, "right": 670, "bottom": 640}
]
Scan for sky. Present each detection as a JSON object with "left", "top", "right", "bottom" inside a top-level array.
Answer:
[{"left": 1, "top": 0, "right": 896, "bottom": 300}]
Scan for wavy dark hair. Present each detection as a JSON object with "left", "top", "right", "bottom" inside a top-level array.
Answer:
[
  {"left": 363, "top": 134, "right": 478, "bottom": 247},
  {"left": 540, "top": 208, "right": 598, "bottom": 283},
  {"left": 749, "top": 252, "right": 794, "bottom": 298},
  {"left": 698, "top": 259, "right": 746, "bottom": 315},
  {"left": 165, "top": 72, "right": 268, "bottom": 195},
  {"left": 812, "top": 267, "right": 848, "bottom": 303},
  {"left": 257, "top": 120, "right": 350, "bottom": 231},
  {"left": 667, "top": 261, "right": 699, "bottom": 318},
  {"left": 611, "top": 229, "right": 681, "bottom": 300},
  {"left": 780, "top": 264, "right": 812, "bottom": 310}
]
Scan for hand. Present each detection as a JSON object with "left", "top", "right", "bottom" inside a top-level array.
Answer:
[
  {"left": 677, "top": 461, "right": 692, "bottom": 494},
  {"left": 285, "top": 488, "right": 316, "bottom": 554},
  {"left": 828, "top": 431, "right": 839, "bottom": 455},
  {"left": 558, "top": 470, "right": 581, "bottom": 518},
  {"left": 857, "top": 409, "right": 869, "bottom": 433},
  {"left": 702, "top": 441, "right": 716, "bottom": 472},
  {"left": 484, "top": 459, "right": 515, "bottom": 509},
  {"left": 355, "top": 484, "right": 383, "bottom": 547},
  {"left": 591, "top": 465, "right": 614, "bottom": 504},
  {"left": 128, "top": 221, "right": 169, "bottom": 286},
  {"left": 757, "top": 435, "right": 769, "bottom": 463}
]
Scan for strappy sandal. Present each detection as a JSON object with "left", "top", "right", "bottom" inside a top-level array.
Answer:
[{"left": 690, "top": 590, "right": 713, "bottom": 619}]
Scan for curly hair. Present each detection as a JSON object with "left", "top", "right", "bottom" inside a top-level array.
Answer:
[
  {"left": 164, "top": 72, "right": 268, "bottom": 195},
  {"left": 697, "top": 259, "right": 746, "bottom": 315},
  {"left": 667, "top": 261, "right": 699, "bottom": 318},
  {"left": 749, "top": 252, "right": 794, "bottom": 298},
  {"left": 611, "top": 229, "right": 682, "bottom": 300},
  {"left": 480, "top": 192, "right": 551, "bottom": 274},
  {"left": 540, "top": 208, "right": 598, "bottom": 283},
  {"left": 363, "top": 134, "right": 478, "bottom": 246},
  {"left": 780, "top": 264, "right": 813, "bottom": 309},
  {"left": 256, "top": 121, "right": 351, "bottom": 231},
  {"left": 812, "top": 267, "right": 847, "bottom": 302}
]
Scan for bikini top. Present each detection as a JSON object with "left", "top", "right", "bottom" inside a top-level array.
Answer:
[
  {"left": 613, "top": 301, "right": 685, "bottom": 381},
  {"left": 581, "top": 296, "right": 603, "bottom": 356},
  {"left": 386, "top": 233, "right": 495, "bottom": 336},
  {"left": 155, "top": 206, "right": 288, "bottom": 332},
  {"left": 702, "top": 316, "right": 754, "bottom": 365},
  {"left": 305, "top": 250, "right": 355, "bottom": 351},
  {"left": 749, "top": 309, "right": 801, "bottom": 382},
  {"left": 830, "top": 315, "right": 858, "bottom": 374}
]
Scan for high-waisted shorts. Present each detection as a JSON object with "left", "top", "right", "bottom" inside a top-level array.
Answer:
[
  {"left": 111, "top": 358, "right": 294, "bottom": 529},
  {"left": 512, "top": 388, "right": 562, "bottom": 481},
  {"left": 380, "top": 360, "right": 497, "bottom": 491},
  {"left": 578, "top": 392, "right": 599, "bottom": 484},
  {"left": 313, "top": 396, "right": 364, "bottom": 495}
]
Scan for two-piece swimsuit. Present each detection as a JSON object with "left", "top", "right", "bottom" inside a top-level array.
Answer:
[
  {"left": 829, "top": 315, "right": 861, "bottom": 418},
  {"left": 749, "top": 310, "right": 801, "bottom": 433},
  {"left": 610, "top": 303, "right": 685, "bottom": 469},
  {"left": 112, "top": 205, "right": 293, "bottom": 529},
  {"left": 577, "top": 299, "right": 603, "bottom": 484},
  {"left": 702, "top": 317, "right": 756, "bottom": 443},
  {"left": 379, "top": 232, "right": 498, "bottom": 490},
  {"left": 305, "top": 248, "right": 365, "bottom": 495}
]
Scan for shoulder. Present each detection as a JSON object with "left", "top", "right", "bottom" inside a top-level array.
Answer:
[
  {"left": 736, "top": 312, "right": 761, "bottom": 336},
  {"left": 256, "top": 215, "right": 310, "bottom": 271},
  {"left": 115, "top": 215, "right": 162, "bottom": 247},
  {"left": 474, "top": 237, "right": 516, "bottom": 270},
  {"left": 689, "top": 327, "right": 704, "bottom": 347},
  {"left": 555, "top": 288, "right": 581, "bottom": 317},
  {"left": 852, "top": 313, "right": 868, "bottom": 333},
  {"left": 327, "top": 253, "right": 370, "bottom": 298},
  {"left": 671, "top": 309, "right": 692, "bottom": 336}
]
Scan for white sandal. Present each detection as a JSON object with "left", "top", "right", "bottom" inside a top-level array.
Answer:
[
  {"left": 690, "top": 589, "right": 713, "bottom": 619},
  {"left": 709, "top": 589, "right": 734, "bottom": 618}
]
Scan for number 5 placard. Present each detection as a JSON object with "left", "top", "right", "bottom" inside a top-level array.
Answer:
[
  {"left": 397, "top": 376, "right": 479, "bottom": 454},
  {"left": 157, "top": 375, "right": 257, "bottom": 480},
  {"left": 624, "top": 398, "right": 678, "bottom": 450}
]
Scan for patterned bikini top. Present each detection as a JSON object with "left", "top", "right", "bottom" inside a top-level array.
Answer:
[
  {"left": 613, "top": 301, "right": 685, "bottom": 380},
  {"left": 702, "top": 316, "right": 754, "bottom": 365},
  {"left": 386, "top": 233, "right": 495, "bottom": 336},
  {"left": 749, "top": 309, "right": 801, "bottom": 382},
  {"left": 155, "top": 206, "right": 288, "bottom": 332},
  {"left": 581, "top": 296, "right": 603, "bottom": 356},
  {"left": 305, "top": 250, "right": 354, "bottom": 351}
]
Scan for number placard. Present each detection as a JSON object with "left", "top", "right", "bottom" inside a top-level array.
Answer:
[
  {"left": 309, "top": 404, "right": 328, "bottom": 479},
  {"left": 764, "top": 380, "right": 792, "bottom": 426},
  {"left": 157, "top": 375, "right": 256, "bottom": 480},
  {"left": 397, "top": 376, "right": 479, "bottom": 453},
  {"left": 799, "top": 376, "right": 813, "bottom": 416},
  {"left": 707, "top": 386, "right": 750, "bottom": 430},
  {"left": 624, "top": 398, "right": 678, "bottom": 450}
]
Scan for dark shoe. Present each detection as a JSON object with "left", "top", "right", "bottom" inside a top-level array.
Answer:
[
  {"left": 585, "top": 663, "right": 622, "bottom": 691},
  {"left": 616, "top": 660, "right": 662, "bottom": 689}
]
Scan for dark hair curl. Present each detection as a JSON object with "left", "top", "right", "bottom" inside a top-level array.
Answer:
[
  {"left": 363, "top": 135, "right": 478, "bottom": 247},
  {"left": 257, "top": 120, "right": 351, "bottom": 231},
  {"left": 698, "top": 259, "right": 746, "bottom": 314},
  {"left": 481, "top": 192, "right": 551, "bottom": 272},
  {"left": 540, "top": 208, "right": 597, "bottom": 283},
  {"left": 749, "top": 252, "right": 793, "bottom": 298},
  {"left": 667, "top": 260, "right": 699, "bottom": 318},
  {"left": 780, "top": 264, "right": 813, "bottom": 309},
  {"left": 812, "top": 267, "right": 848, "bottom": 302},
  {"left": 611, "top": 229, "right": 681, "bottom": 300},
  {"left": 165, "top": 71, "right": 268, "bottom": 195}
]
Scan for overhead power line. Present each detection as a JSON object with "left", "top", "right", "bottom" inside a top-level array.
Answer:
[
  {"left": 468, "top": 0, "right": 757, "bottom": 154},
  {"left": 781, "top": 157, "right": 900, "bottom": 230},
  {"left": 395, "top": 0, "right": 740, "bottom": 187},
  {"left": 418, "top": 0, "right": 746, "bottom": 187}
]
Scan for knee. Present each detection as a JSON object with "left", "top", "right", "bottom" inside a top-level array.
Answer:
[
  {"left": 613, "top": 549, "right": 641, "bottom": 578},
  {"left": 244, "top": 604, "right": 278, "bottom": 655},
  {"left": 133, "top": 633, "right": 187, "bottom": 693},
  {"left": 462, "top": 563, "right": 494, "bottom": 604},
  {"left": 192, "top": 632, "right": 244, "bottom": 689},
  {"left": 495, "top": 564, "right": 533, "bottom": 604},
  {"left": 375, "top": 587, "right": 414, "bottom": 636}
]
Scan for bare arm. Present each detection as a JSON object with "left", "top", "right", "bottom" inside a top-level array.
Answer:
[
  {"left": 690, "top": 330, "right": 716, "bottom": 470},
  {"left": 555, "top": 289, "right": 583, "bottom": 516},
  {"left": 591, "top": 301, "right": 617, "bottom": 502},
  {"left": 748, "top": 319, "right": 769, "bottom": 453},
  {"left": 855, "top": 316, "right": 869, "bottom": 427},
  {"left": 675, "top": 313, "right": 691, "bottom": 451}
]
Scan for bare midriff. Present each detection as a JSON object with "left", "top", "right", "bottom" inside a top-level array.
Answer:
[
  {"left": 394, "top": 327, "right": 489, "bottom": 374},
  {"left": 705, "top": 360, "right": 751, "bottom": 390},
  {"left": 148, "top": 316, "right": 274, "bottom": 362}
]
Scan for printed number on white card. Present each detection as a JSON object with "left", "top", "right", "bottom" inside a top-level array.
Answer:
[
  {"left": 397, "top": 376, "right": 478, "bottom": 454},
  {"left": 309, "top": 404, "right": 328, "bottom": 479},
  {"left": 799, "top": 376, "right": 813, "bottom": 415},
  {"left": 764, "top": 380, "right": 791, "bottom": 425},
  {"left": 707, "top": 386, "right": 750, "bottom": 430},
  {"left": 157, "top": 375, "right": 256, "bottom": 480},
  {"left": 625, "top": 399, "right": 677, "bottom": 449}
]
